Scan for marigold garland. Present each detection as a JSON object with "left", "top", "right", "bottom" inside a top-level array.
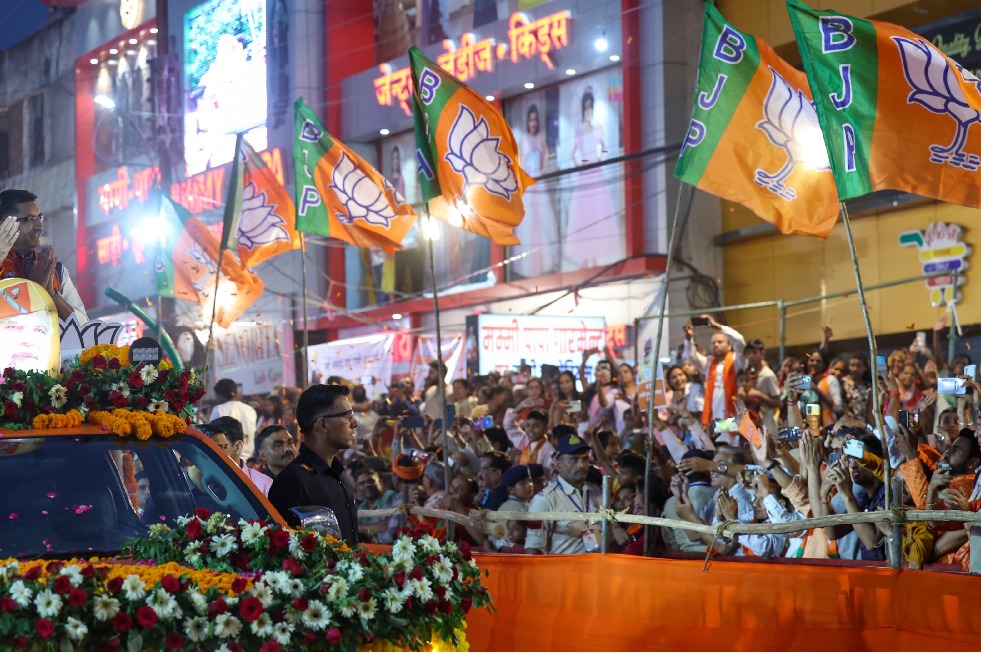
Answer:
[
  {"left": 79, "top": 343, "right": 130, "bottom": 367},
  {"left": 31, "top": 409, "right": 84, "bottom": 430},
  {"left": 85, "top": 408, "right": 187, "bottom": 439}
]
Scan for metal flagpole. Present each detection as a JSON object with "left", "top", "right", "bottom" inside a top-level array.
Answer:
[
  {"left": 643, "top": 182, "right": 692, "bottom": 556},
  {"left": 300, "top": 234, "right": 310, "bottom": 387},
  {"left": 425, "top": 206, "right": 454, "bottom": 539},
  {"left": 203, "top": 244, "right": 226, "bottom": 396},
  {"left": 839, "top": 202, "right": 898, "bottom": 566}
]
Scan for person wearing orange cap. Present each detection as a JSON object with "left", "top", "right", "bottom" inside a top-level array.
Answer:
[{"left": 0, "top": 189, "right": 87, "bottom": 322}]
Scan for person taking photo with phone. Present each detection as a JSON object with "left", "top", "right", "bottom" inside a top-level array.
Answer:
[{"left": 682, "top": 315, "right": 746, "bottom": 433}]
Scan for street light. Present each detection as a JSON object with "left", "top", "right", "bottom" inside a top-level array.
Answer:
[{"left": 94, "top": 94, "right": 116, "bottom": 109}]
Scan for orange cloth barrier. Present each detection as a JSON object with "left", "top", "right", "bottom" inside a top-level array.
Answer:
[{"left": 465, "top": 554, "right": 981, "bottom": 651}]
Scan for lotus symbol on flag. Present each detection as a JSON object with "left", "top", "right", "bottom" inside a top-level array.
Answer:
[
  {"left": 187, "top": 242, "right": 218, "bottom": 296},
  {"left": 237, "top": 180, "right": 290, "bottom": 251},
  {"left": 894, "top": 36, "right": 981, "bottom": 171},
  {"left": 444, "top": 105, "right": 518, "bottom": 201},
  {"left": 754, "top": 67, "right": 830, "bottom": 201},
  {"left": 329, "top": 153, "right": 396, "bottom": 228}
]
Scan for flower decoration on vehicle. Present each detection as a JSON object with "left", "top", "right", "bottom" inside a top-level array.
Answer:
[
  {"left": 0, "top": 509, "right": 491, "bottom": 651},
  {"left": 0, "top": 345, "right": 204, "bottom": 433}
]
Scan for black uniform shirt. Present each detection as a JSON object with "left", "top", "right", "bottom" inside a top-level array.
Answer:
[{"left": 268, "top": 444, "right": 358, "bottom": 548}]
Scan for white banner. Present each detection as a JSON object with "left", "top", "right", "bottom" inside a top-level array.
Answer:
[
  {"left": 469, "top": 314, "right": 606, "bottom": 376},
  {"left": 411, "top": 332, "right": 467, "bottom": 389},
  {"left": 202, "top": 321, "right": 290, "bottom": 395},
  {"left": 307, "top": 333, "right": 394, "bottom": 399}
]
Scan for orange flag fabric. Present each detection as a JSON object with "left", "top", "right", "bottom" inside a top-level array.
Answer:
[
  {"left": 235, "top": 140, "right": 300, "bottom": 268},
  {"left": 675, "top": 2, "right": 838, "bottom": 238}
]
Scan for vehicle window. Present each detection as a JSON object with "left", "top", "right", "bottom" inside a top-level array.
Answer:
[{"left": 0, "top": 434, "right": 275, "bottom": 560}]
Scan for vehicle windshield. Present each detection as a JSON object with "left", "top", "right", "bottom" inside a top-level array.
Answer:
[{"left": 0, "top": 433, "right": 276, "bottom": 560}]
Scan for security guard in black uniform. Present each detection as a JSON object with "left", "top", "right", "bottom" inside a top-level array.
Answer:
[{"left": 269, "top": 384, "right": 359, "bottom": 547}]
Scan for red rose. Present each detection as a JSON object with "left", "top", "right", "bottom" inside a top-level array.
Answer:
[
  {"left": 3, "top": 367, "right": 16, "bottom": 379},
  {"left": 260, "top": 642, "right": 282, "bottom": 651},
  {"left": 164, "top": 389, "right": 177, "bottom": 402},
  {"left": 12, "top": 380, "right": 26, "bottom": 392},
  {"left": 179, "top": 373, "right": 190, "bottom": 391},
  {"left": 83, "top": 395, "right": 96, "bottom": 409},
  {"left": 424, "top": 600, "right": 438, "bottom": 615},
  {"left": 108, "top": 357, "right": 121, "bottom": 370},
  {"left": 23, "top": 397, "right": 36, "bottom": 411},
  {"left": 281, "top": 558, "right": 303, "bottom": 575},
  {"left": 460, "top": 597, "right": 473, "bottom": 613},
  {"left": 392, "top": 571, "right": 406, "bottom": 587},
  {"left": 405, "top": 597, "right": 413, "bottom": 609},
  {"left": 81, "top": 565, "right": 95, "bottom": 579},
  {"left": 225, "top": 644, "right": 243, "bottom": 652},
  {"left": 438, "top": 600, "right": 451, "bottom": 615},
  {"left": 459, "top": 541, "right": 472, "bottom": 560},
  {"left": 207, "top": 598, "right": 228, "bottom": 618},
  {"left": 157, "top": 369, "right": 170, "bottom": 383},
  {"left": 70, "top": 370, "right": 84, "bottom": 383},
  {"left": 229, "top": 552, "right": 251, "bottom": 572},
  {"left": 186, "top": 518, "right": 202, "bottom": 541},
  {"left": 69, "top": 588, "right": 88, "bottom": 607},
  {"left": 409, "top": 565, "right": 424, "bottom": 581},
  {"left": 78, "top": 383, "right": 91, "bottom": 395},
  {"left": 354, "top": 550, "right": 369, "bottom": 565},
  {"left": 292, "top": 597, "right": 309, "bottom": 611},
  {"left": 107, "top": 577, "right": 123, "bottom": 594},
  {"left": 161, "top": 575, "right": 180, "bottom": 593},
  {"left": 136, "top": 605, "right": 159, "bottom": 629},
  {"left": 35, "top": 618, "right": 55, "bottom": 640},
  {"left": 112, "top": 611, "right": 133, "bottom": 633},
  {"left": 165, "top": 633, "right": 185, "bottom": 650},
  {"left": 133, "top": 395, "right": 148, "bottom": 409},
  {"left": 300, "top": 533, "right": 318, "bottom": 552},
  {"left": 92, "top": 354, "right": 108, "bottom": 369},
  {"left": 302, "top": 630, "right": 317, "bottom": 645},
  {"left": 3, "top": 401, "right": 17, "bottom": 419},
  {"left": 53, "top": 575, "right": 71, "bottom": 594},
  {"left": 435, "top": 586, "right": 446, "bottom": 599},
  {"left": 325, "top": 628, "right": 342, "bottom": 646},
  {"left": 269, "top": 529, "right": 290, "bottom": 550},
  {"left": 358, "top": 588, "right": 371, "bottom": 602},
  {"left": 12, "top": 636, "right": 27, "bottom": 650},
  {"left": 193, "top": 507, "right": 211, "bottom": 520},
  {"left": 1, "top": 596, "right": 16, "bottom": 612},
  {"left": 128, "top": 370, "right": 144, "bottom": 389},
  {"left": 425, "top": 555, "right": 436, "bottom": 565},
  {"left": 109, "top": 391, "right": 129, "bottom": 408},
  {"left": 104, "top": 637, "right": 120, "bottom": 652},
  {"left": 229, "top": 577, "right": 246, "bottom": 594},
  {"left": 22, "top": 566, "right": 41, "bottom": 580},
  {"left": 239, "top": 596, "right": 263, "bottom": 622}
]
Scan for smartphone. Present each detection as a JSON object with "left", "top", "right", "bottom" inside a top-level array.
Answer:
[
  {"left": 805, "top": 403, "right": 821, "bottom": 430},
  {"left": 965, "top": 364, "right": 978, "bottom": 381},
  {"left": 402, "top": 415, "right": 425, "bottom": 429},
  {"left": 358, "top": 375, "right": 375, "bottom": 385},
  {"left": 843, "top": 439, "right": 865, "bottom": 459},
  {"left": 827, "top": 452, "right": 842, "bottom": 466},
  {"left": 937, "top": 462, "right": 951, "bottom": 472},
  {"left": 565, "top": 400, "right": 582, "bottom": 413},
  {"left": 796, "top": 374, "right": 813, "bottom": 391},
  {"left": 876, "top": 354, "right": 888, "bottom": 377},
  {"left": 778, "top": 426, "right": 802, "bottom": 442},
  {"left": 898, "top": 409, "right": 910, "bottom": 429},
  {"left": 915, "top": 331, "right": 927, "bottom": 350},
  {"left": 690, "top": 316, "right": 710, "bottom": 327},
  {"left": 938, "top": 377, "right": 968, "bottom": 395},
  {"left": 473, "top": 415, "right": 494, "bottom": 430}
]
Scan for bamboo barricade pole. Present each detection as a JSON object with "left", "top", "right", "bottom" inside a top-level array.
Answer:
[
  {"left": 425, "top": 206, "right": 454, "bottom": 540},
  {"left": 643, "top": 182, "right": 693, "bottom": 555},
  {"left": 839, "top": 204, "right": 894, "bottom": 549}
]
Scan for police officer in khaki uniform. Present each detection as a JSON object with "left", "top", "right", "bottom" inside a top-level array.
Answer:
[{"left": 525, "top": 428, "right": 605, "bottom": 555}]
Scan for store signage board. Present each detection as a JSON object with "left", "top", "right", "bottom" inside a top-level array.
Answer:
[{"left": 466, "top": 313, "right": 606, "bottom": 376}]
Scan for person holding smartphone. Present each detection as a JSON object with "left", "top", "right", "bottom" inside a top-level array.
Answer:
[{"left": 682, "top": 315, "right": 746, "bottom": 432}]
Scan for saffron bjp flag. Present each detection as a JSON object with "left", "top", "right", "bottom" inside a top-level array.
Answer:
[
  {"left": 675, "top": 2, "right": 838, "bottom": 238},
  {"left": 408, "top": 45, "right": 534, "bottom": 246},
  {"left": 156, "top": 194, "right": 264, "bottom": 328},
  {"left": 231, "top": 138, "right": 301, "bottom": 268},
  {"left": 293, "top": 98, "right": 416, "bottom": 252},
  {"left": 788, "top": 0, "right": 981, "bottom": 209}
]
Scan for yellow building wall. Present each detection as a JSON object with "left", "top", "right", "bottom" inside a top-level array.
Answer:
[{"left": 714, "top": 0, "right": 981, "bottom": 348}]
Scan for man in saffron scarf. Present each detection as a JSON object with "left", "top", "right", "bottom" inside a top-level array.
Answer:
[{"left": 682, "top": 315, "right": 746, "bottom": 440}]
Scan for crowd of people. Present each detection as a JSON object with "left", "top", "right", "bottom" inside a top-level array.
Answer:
[{"left": 194, "top": 314, "right": 981, "bottom": 569}]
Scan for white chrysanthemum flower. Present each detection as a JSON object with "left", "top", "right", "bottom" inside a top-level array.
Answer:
[
  {"left": 250, "top": 612, "right": 274, "bottom": 638},
  {"left": 140, "top": 365, "right": 159, "bottom": 385},
  {"left": 432, "top": 556, "right": 454, "bottom": 584},
  {"left": 419, "top": 534, "right": 441, "bottom": 555},
  {"left": 337, "top": 561, "right": 364, "bottom": 583},
  {"left": 288, "top": 533, "right": 303, "bottom": 558},
  {"left": 184, "top": 616, "right": 209, "bottom": 642},
  {"left": 288, "top": 579, "right": 304, "bottom": 597},
  {"left": 325, "top": 576, "right": 350, "bottom": 602},
  {"left": 189, "top": 591, "right": 208, "bottom": 615},
  {"left": 262, "top": 571, "right": 291, "bottom": 595},
  {"left": 410, "top": 577, "right": 434, "bottom": 602},
  {"left": 240, "top": 522, "right": 268, "bottom": 545},
  {"left": 61, "top": 564, "right": 83, "bottom": 586},
  {"left": 34, "top": 589, "right": 63, "bottom": 618},
  {"left": 0, "top": 561, "right": 19, "bottom": 581},
  {"left": 65, "top": 616, "right": 88, "bottom": 641},
  {"left": 392, "top": 537, "right": 416, "bottom": 563},
  {"left": 93, "top": 595, "right": 120, "bottom": 621},
  {"left": 175, "top": 515, "right": 192, "bottom": 527},
  {"left": 206, "top": 512, "right": 228, "bottom": 532},
  {"left": 48, "top": 384, "right": 68, "bottom": 408},
  {"left": 338, "top": 603, "right": 357, "bottom": 619},
  {"left": 250, "top": 582, "right": 274, "bottom": 607},
  {"left": 9, "top": 580, "right": 32, "bottom": 607},
  {"left": 148, "top": 523, "right": 171, "bottom": 539},
  {"left": 214, "top": 614, "right": 242, "bottom": 639},
  {"left": 301, "top": 599, "right": 331, "bottom": 630},
  {"left": 9, "top": 391, "right": 23, "bottom": 408},
  {"left": 148, "top": 589, "right": 181, "bottom": 620},
  {"left": 209, "top": 533, "right": 237, "bottom": 557},
  {"left": 184, "top": 540, "right": 202, "bottom": 556},
  {"left": 110, "top": 381, "right": 130, "bottom": 398},
  {"left": 272, "top": 622, "right": 294, "bottom": 646},
  {"left": 382, "top": 588, "right": 404, "bottom": 614},
  {"left": 122, "top": 574, "right": 146, "bottom": 601},
  {"left": 358, "top": 597, "right": 378, "bottom": 621},
  {"left": 148, "top": 399, "right": 169, "bottom": 413}
]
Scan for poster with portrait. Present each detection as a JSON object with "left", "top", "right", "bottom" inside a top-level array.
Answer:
[
  {"left": 0, "top": 279, "right": 60, "bottom": 375},
  {"left": 506, "top": 67, "right": 625, "bottom": 276}
]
